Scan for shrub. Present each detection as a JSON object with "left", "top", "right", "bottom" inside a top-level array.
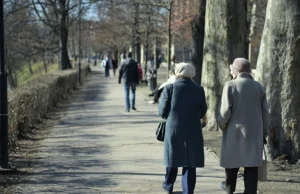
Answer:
[{"left": 7, "top": 66, "right": 90, "bottom": 145}]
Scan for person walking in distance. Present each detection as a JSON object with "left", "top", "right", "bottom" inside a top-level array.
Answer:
[
  {"left": 101, "top": 56, "right": 112, "bottom": 79},
  {"left": 137, "top": 63, "right": 143, "bottom": 82},
  {"left": 112, "top": 55, "right": 118, "bottom": 77},
  {"left": 218, "top": 58, "right": 269, "bottom": 194},
  {"left": 118, "top": 52, "right": 139, "bottom": 112}
]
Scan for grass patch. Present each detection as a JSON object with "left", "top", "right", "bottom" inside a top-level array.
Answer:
[{"left": 17, "top": 62, "right": 59, "bottom": 86}]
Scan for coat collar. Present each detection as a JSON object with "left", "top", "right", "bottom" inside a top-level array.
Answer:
[
  {"left": 176, "top": 77, "right": 194, "bottom": 83},
  {"left": 237, "top": 73, "right": 253, "bottom": 80}
]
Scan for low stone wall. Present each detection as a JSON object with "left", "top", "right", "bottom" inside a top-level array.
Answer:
[{"left": 7, "top": 66, "right": 91, "bottom": 145}]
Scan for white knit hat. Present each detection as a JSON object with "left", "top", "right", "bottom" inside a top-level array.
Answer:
[{"left": 175, "top": 63, "right": 195, "bottom": 78}]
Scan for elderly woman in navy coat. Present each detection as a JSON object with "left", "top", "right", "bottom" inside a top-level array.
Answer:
[{"left": 158, "top": 63, "right": 207, "bottom": 194}]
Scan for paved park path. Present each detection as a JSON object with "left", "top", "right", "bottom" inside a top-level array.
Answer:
[{"left": 10, "top": 67, "right": 244, "bottom": 194}]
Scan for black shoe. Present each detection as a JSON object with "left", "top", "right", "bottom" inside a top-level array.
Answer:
[
  {"left": 221, "top": 181, "right": 232, "bottom": 194},
  {"left": 148, "top": 93, "right": 155, "bottom": 97},
  {"left": 162, "top": 186, "right": 172, "bottom": 194},
  {"left": 132, "top": 107, "right": 137, "bottom": 111}
]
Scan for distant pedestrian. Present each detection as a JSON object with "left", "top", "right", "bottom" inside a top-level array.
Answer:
[
  {"left": 158, "top": 63, "right": 207, "bottom": 194},
  {"left": 156, "top": 54, "right": 162, "bottom": 69},
  {"left": 147, "top": 56, "right": 156, "bottom": 91},
  {"left": 93, "top": 56, "right": 97, "bottom": 66},
  {"left": 172, "top": 55, "right": 176, "bottom": 66},
  {"left": 138, "top": 63, "right": 143, "bottom": 81},
  {"left": 218, "top": 58, "right": 269, "bottom": 194},
  {"left": 101, "top": 56, "right": 112, "bottom": 79},
  {"left": 120, "top": 53, "right": 126, "bottom": 63},
  {"left": 148, "top": 69, "right": 176, "bottom": 104},
  {"left": 118, "top": 52, "right": 139, "bottom": 112},
  {"left": 112, "top": 56, "right": 118, "bottom": 76}
]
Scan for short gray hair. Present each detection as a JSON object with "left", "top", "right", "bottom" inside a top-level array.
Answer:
[{"left": 175, "top": 63, "right": 195, "bottom": 78}]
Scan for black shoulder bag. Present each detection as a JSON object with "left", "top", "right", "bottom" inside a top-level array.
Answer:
[{"left": 156, "top": 84, "right": 173, "bottom": 142}]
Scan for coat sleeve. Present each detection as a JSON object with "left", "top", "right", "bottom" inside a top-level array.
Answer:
[
  {"left": 135, "top": 63, "right": 139, "bottom": 83},
  {"left": 158, "top": 85, "right": 171, "bottom": 119},
  {"left": 158, "top": 81, "right": 168, "bottom": 90},
  {"left": 218, "top": 82, "right": 233, "bottom": 130},
  {"left": 199, "top": 87, "right": 207, "bottom": 119},
  {"left": 261, "top": 91, "right": 269, "bottom": 138}
]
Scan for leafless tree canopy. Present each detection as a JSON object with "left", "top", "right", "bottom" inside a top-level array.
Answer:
[{"left": 4, "top": 0, "right": 197, "bottom": 88}]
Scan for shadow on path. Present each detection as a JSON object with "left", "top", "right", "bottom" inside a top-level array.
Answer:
[{"left": 4, "top": 70, "right": 117, "bottom": 193}]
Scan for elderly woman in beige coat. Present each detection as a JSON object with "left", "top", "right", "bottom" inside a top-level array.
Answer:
[{"left": 218, "top": 58, "right": 269, "bottom": 194}]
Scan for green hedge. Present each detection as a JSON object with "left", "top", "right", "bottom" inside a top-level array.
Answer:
[{"left": 8, "top": 66, "right": 91, "bottom": 145}]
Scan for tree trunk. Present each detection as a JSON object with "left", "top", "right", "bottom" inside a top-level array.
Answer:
[
  {"left": 4, "top": 48, "right": 16, "bottom": 88},
  {"left": 134, "top": 2, "right": 141, "bottom": 63},
  {"left": 43, "top": 56, "right": 48, "bottom": 73},
  {"left": 144, "top": 19, "right": 150, "bottom": 75},
  {"left": 7, "top": 63, "right": 16, "bottom": 88},
  {"left": 256, "top": 0, "right": 300, "bottom": 161},
  {"left": 191, "top": 0, "right": 206, "bottom": 85},
  {"left": 202, "top": 0, "right": 248, "bottom": 131},
  {"left": 59, "top": 0, "right": 72, "bottom": 70},
  {"left": 71, "top": 27, "right": 76, "bottom": 60},
  {"left": 168, "top": 0, "right": 173, "bottom": 72},
  {"left": 249, "top": 0, "right": 267, "bottom": 67},
  {"left": 27, "top": 59, "right": 33, "bottom": 74}
]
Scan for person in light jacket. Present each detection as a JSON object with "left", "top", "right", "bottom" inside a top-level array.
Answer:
[
  {"left": 101, "top": 56, "right": 112, "bottom": 79},
  {"left": 148, "top": 69, "right": 176, "bottom": 104},
  {"left": 158, "top": 63, "right": 207, "bottom": 194},
  {"left": 218, "top": 58, "right": 269, "bottom": 194}
]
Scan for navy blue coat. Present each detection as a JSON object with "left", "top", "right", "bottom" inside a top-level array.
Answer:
[{"left": 158, "top": 78, "right": 207, "bottom": 167}]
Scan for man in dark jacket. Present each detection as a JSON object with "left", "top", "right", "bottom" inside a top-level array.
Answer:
[{"left": 118, "top": 52, "right": 139, "bottom": 112}]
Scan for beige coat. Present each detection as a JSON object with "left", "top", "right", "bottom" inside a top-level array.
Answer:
[{"left": 218, "top": 73, "right": 269, "bottom": 168}]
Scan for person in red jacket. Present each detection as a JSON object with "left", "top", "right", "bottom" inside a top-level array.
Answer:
[{"left": 138, "top": 63, "right": 143, "bottom": 81}]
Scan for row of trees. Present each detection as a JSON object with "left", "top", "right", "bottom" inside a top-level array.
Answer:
[
  {"left": 191, "top": 0, "right": 300, "bottom": 161},
  {"left": 4, "top": 0, "right": 107, "bottom": 88},
  {"left": 5, "top": 0, "right": 185, "bottom": 87},
  {"left": 6, "top": 0, "right": 300, "bottom": 161},
  {"left": 89, "top": 0, "right": 171, "bottom": 71}
]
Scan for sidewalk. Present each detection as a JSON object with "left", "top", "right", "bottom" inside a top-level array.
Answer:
[{"left": 9, "top": 67, "right": 244, "bottom": 194}]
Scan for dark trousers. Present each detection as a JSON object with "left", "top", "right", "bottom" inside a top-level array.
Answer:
[
  {"left": 225, "top": 167, "right": 258, "bottom": 194},
  {"left": 105, "top": 68, "right": 110, "bottom": 78},
  {"left": 163, "top": 167, "right": 196, "bottom": 194},
  {"left": 124, "top": 82, "right": 136, "bottom": 110},
  {"left": 113, "top": 68, "right": 117, "bottom": 76}
]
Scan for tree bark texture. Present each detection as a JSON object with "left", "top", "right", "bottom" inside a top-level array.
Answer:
[
  {"left": 191, "top": 0, "right": 206, "bottom": 85},
  {"left": 43, "top": 56, "right": 48, "bottom": 73},
  {"left": 202, "top": 0, "right": 247, "bottom": 131},
  {"left": 59, "top": 0, "right": 72, "bottom": 70},
  {"left": 27, "top": 60, "right": 33, "bottom": 74},
  {"left": 144, "top": 28, "right": 149, "bottom": 74},
  {"left": 134, "top": 2, "right": 141, "bottom": 63},
  {"left": 256, "top": 0, "right": 300, "bottom": 161},
  {"left": 249, "top": 0, "right": 267, "bottom": 67},
  {"left": 168, "top": 0, "right": 173, "bottom": 72}
]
